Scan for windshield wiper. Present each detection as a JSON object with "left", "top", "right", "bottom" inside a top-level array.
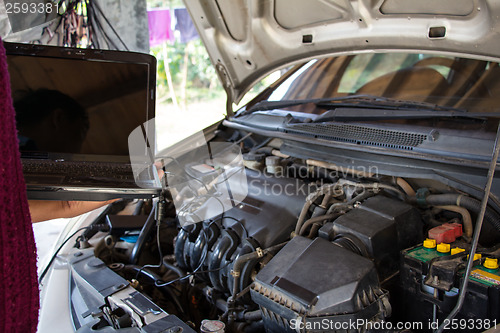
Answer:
[
  {"left": 314, "top": 108, "right": 500, "bottom": 122},
  {"left": 241, "top": 94, "right": 466, "bottom": 116},
  {"left": 315, "top": 95, "right": 467, "bottom": 112}
]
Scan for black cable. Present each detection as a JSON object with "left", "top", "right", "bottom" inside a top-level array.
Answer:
[
  {"left": 155, "top": 261, "right": 233, "bottom": 287},
  {"left": 214, "top": 215, "right": 249, "bottom": 239},
  {"left": 85, "top": 0, "right": 99, "bottom": 48},
  {"left": 134, "top": 211, "right": 163, "bottom": 280},
  {"left": 89, "top": 2, "right": 116, "bottom": 50},
  {"left": 123, "top": 265, "right": 184, "bottom": 314},
  {"left": 38, "top": 226, "right": 90, "bottom": 284},
  {"left": 91, "top": 0, "right": 129, "bottom": 50},
  {"left": 162, "top": 259, "right": 186, "bottom": 278},
  {"left": 87, "top": 0, "right": 116, "bottom": 49}
]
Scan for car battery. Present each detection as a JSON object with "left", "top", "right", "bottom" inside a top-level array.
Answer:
[{"left": 399, "top": 239, "right": 500, "bottom": 332}]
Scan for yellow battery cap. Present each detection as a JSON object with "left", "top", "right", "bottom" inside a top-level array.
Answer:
[
  {"left": 437, "top": 243, "right": 451, "bottom": 253},
  {"left": 451, "top": 247, "right": 465, "bottom": 255},
  {"left": 484, "top": 258, "right": 499, "bottom": 270},
  {"left": 467, "top": 253, "right": 482, "bottom": 261},
  {"left": 423, "top": 238, "right": 437, "bottom": 249}
]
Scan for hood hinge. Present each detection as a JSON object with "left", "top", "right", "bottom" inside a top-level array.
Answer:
[{"left": 216, "top": 63, "right": 234, "bottom": 118}]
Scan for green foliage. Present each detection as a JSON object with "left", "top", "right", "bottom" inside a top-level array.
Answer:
[
  {"left": 186, "top": 40, "right": 219, "bottom": 90},
  {"left": 146, "top": 1, "right": 283, "bottom": 108},
  {"left": 151, "top": 39, "right": 223, "bottom": 103}
]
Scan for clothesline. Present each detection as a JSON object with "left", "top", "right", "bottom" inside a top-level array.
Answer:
[{"left": 147, "top": 7, "right": 199, "bottom": 47}]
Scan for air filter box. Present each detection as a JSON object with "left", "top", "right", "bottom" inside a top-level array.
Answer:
[
  {"left": 251, "top": 236, "right": 390, "bottom": 332},
  {"left": 323, "top": 195, "right": 423, "bottom": 280}
]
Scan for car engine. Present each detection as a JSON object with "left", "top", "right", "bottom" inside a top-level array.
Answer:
[{"left": 76, "top": 133, "right": 500, "bottom": 333}]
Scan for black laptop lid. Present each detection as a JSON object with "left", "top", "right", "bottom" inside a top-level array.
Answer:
[{"left": 4, "top": 42, "right": 156, "bottom": 160}]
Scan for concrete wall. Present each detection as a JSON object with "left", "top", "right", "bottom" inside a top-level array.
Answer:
[
  {"left": 0, "top": 0, "right": 47, "bottom": 42},
  {"left": 94, "top": 0, "right": 149, "bottom": 53}
]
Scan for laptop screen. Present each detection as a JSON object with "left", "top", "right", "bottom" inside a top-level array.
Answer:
[{"left": 5, "top": 42, "right": 156, "bottom": 158}]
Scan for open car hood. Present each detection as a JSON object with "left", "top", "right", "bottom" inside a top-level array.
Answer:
[{"left": 184, "top": 0, "right": 500, "bottom": 107}]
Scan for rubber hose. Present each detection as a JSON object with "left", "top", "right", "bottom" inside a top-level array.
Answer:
[
  {"left": 243, "top": 310, "right": 262, "bottom": 321},
  {"left": 423, "top": 194, "right": 500, "bottom": 232},
  {"left": 397, "top": 177, "right": 416, "bottom": 196},
  {"left": 231, "top": 242, "right": 288, "bottom": 299},
  {"left": 299, "top": 213, "right": 339, "bottom": 236},
  {"left": 130, "top": 207, "right": 156, "bottom": 265},
  {"left": 435, "top": 205, "right": 473, "bottom": 237},
  {"left": 307, "top": 223, "right": 322, "bottom": 238}
]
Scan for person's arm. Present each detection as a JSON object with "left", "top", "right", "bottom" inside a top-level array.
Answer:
[{"left": 28, "top": 200, "right": 117, "bottom": 223}]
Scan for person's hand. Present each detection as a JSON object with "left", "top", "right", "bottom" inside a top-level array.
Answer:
[
  {"left": 28, "top": 199, "right": 118, "bottom": 223},
  {"left": 155, "top": 161, "right": 166, "bottom": 177}
]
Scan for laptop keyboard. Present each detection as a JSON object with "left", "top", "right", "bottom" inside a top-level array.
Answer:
[{"left": 22, "top": 159, "right": 134, "bottom": 180}]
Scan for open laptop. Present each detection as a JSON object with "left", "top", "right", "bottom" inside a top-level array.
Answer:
[{"left": 5, "top": 42, "right": 161, "bottom": 201}]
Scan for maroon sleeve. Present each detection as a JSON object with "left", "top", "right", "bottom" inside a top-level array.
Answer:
[{"left": 0, "top": 39, "right": 39, "bottom": 333}]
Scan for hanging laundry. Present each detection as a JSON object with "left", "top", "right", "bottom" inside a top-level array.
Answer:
[
  {"left": 174, "top": 8, "right": 199, "bottom": 44},
  {"left": 148, "top": 9, "right": 174, "bottom": 47}
]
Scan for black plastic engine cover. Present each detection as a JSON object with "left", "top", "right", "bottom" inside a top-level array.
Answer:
[
  {"left": 320, "top": 195, "right": 423, "bottom": 280},
  {"left": 251, "top": 236, "right": 389, "bottom": 332},
  {"left": 174, "top": 168, "right": 310, "bottom": 295}
]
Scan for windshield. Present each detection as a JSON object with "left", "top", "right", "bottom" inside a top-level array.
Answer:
[{"left": 246, "top": 53, "right": 500, "bottom": 116}]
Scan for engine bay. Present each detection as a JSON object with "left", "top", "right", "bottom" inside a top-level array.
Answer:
[{"left": 68, "top": 132, "right": 500, "bottom": 333}]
